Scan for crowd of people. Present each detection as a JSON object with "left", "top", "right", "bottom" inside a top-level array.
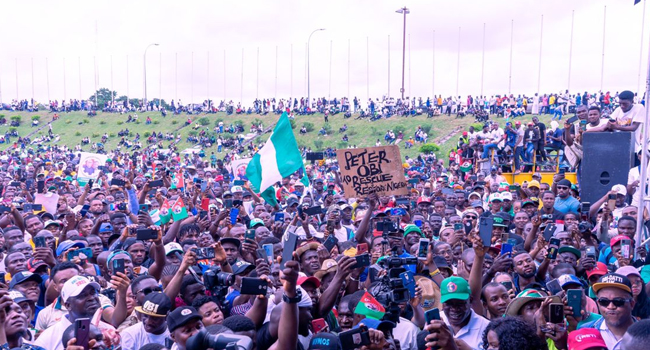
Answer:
[{"left": 0, "top": 85, "right": 646, "bottom": 350}]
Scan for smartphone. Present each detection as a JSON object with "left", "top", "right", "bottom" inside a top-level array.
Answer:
[
  {"left": 117, "top": 203, "right": 127, "bottom": 211},
  {"left": 454, "top": 223, "right": 463, "bottom": 231},
  {"left": 567, "top": 289, "right": 582, "bottom": 318},
  {"left": 263, "top": 244, "right": 274, "bottom": 264},
  {"left": 75, "top": 318, "right": 91, "bottom": 350},
  {"left": 234, "top": 180, "right": 245, "bottom": 186},
  {"left": 339, "top": 325, "right": 371, "bottom": 349},
  {"left": 621, "top": 239, "right": 632, "bottom": 259},
  {"left": 543, "top": 223, "right": 557, "bottom": 242},
  {"left": 202, "top": 247, "right": 215, "bottom": 259},
  {"left": 509, "top": 185, "right": 520, "bottom": 191},
  {"left": 353, "top": 253, "right": 371, "bottom": 269},
  {"left": 201, "top": 198, "right": 210, "bottom": 211},
  {"left": 408, "top": 178, "right": 419, "bottom": 184},
  {"left": 559, "top": 167, "right": 566, "bottom": 175},
  {"left": 585, "top": 246, "right": 597, "bottom": 260},
  {"left": 67, "top": 248, "right": 93, "bottom": 261},
  {"left": 479, "top": 217, "right": 494, "bottom": 247},
  {"left": 400, "top": 271, "right": 416, "bottom": 299},
  {"left": 191, "top": 248, "right": 205, "bottom": 260},
  {"left": 390, "top": 208, "right": 407, "bottom": 216},
  {"left": 256, "top": 248, "right": 268, "bottom": 262},
  {"left": 547, "top": 238, "right": 560, "bottom": 260},
  {"left": 274, "top": 212, "right": 284, "bottom": 222},
  {"left": 193, "top": 178, "right": 203, "bottom": 184},
  {"left": 464, "top": 221, "right": 473, "bottom": 235},
  {"left": 322, "top": 235, "right": 338, "bottom": 252},
  {"left": 136, "top": 228, "right": 158, "bottom": 241},
  {"left": 245, "top": 229, "right": 256, "bottom": 241},
  {"left": 281, "top": 233, "right": 298, "bottom": 269},
  {"left": 417, "top": 239, "right": 430, "bottom": 260},
  {"left": 501, "top": 281, "right": 513, "bottom": 291},
  {"left": 37, "top": 180, "right": 45, "bottom": 193},
  {"left": 240, "top": 277, "right": 268, "bottom": 295},
  {"left": 424, "top": 308, "right": 441, "bottom": 324},
  {"left": 31, "top": 204, "right": 43, "bottom": 211},
  {"left": 580, "top": 120, "right": 588, "bottom": 131},
  {"left": 22, "top": 203, "right": 32, "bottom": 212},
  {"left": 10, "top": 181, "right": 21, "bottom": 187},
  {"left": 201, "top": 181, "right": 207, "bottom": 192},
  {"left": 149, "top": 179, "right": 163, "bottom": 188},
  {"left": 311, "top": 318, "right": 328, "bottom": 334},
  {"left": 79, "top": 204, "right": 90, "bottom": 217},
  {"left": 566, "top": 115, "right": 578, "bottom": 124},
  {"left": 112, "top": 258, "right": 125, "bottom": 275},
  {"left": 87, "top": 179, "right": 94, "bottom": 188},
  {"left": 608, "top": 194, "right": 616, "bottom": 211},
  {"left": 580, "top": 202, "right": 591, "bottom": 219},
  {"left": 500, "top": 243, "right": 513, "bottom": 257},
  {"left": 414, "top": 219, "right": 422, "bottom": 228},
  {"left": 549, "top": 303, "right": 564, "bottom": 324},
  {"left": 230, "top": 208, "right": 239, "bottom": 225},
  {"left": 34, "top": 236, "right": 47, "bottom": 248},
  {"left": 546, "top": 278, "right": 563, "bottom": 295},
  {"left": 232, "top": 199, "right": 243, "bottom": 207},
  {"left": 111, "top": 179, "right": 126, "bottom": 187},
  {"left": 139, "top": 204, "right": 150, "bottom": 212},
  {"left": 304, "top": 206, "right": 323, "bottom": 216},
  {"left": 225, "top": 199, "right": 233, "bottom": 209}
]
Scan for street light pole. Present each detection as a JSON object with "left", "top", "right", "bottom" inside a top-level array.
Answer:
[
  {"left": 143, "top": 43, "right": 159, "bottom": 107},
  {"left": 307, "top": 28, "right": 325, "bottom": 109},
  {"left": 396, "top": 7, "right": 409, "bottom": 100}
]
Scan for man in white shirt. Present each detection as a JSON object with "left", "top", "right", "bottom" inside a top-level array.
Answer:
[
  {"left": 608, "top": 90, "right": 645, "bottom": 152},
  {"left": 121, "top": 292, "right": 172, "bottom": 349},
  {"left": 439, "top": 277, "right": 489, "bottom": 350}
]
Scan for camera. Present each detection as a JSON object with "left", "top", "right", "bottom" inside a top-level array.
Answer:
[
  {"left": 203, "top": 265, "right": 235, "bottom": 307},
  {"left": 376, "top": 219, "right": 398, "bottom": 233},
  {"left": 370, "top": 247, "right": 418, "bottom": 323},
  {"left": 186, "top": 329, "right": 252, "bottom": 350},
  {"left": 578, "top": 221, "right": 593, "bottom": 234}
]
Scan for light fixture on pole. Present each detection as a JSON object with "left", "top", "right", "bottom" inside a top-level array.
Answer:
[
  {"left": 396, "top": 6, "right": 409, "bottom": 100},
  {"left": 307, "top": 28, "right": 325, "bottom": 109},
  {"left": 143, "top": 43, "right": 159, "bottom": 107}
]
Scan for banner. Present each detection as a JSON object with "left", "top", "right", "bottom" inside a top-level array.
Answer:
[
  {"left": 230, "top": 158, "right": 251, "bottom": 181},
  {"left": 77, "top": 152, "right": 108, "bottom": 185},
  {"left": 35, "top": 193, "right": 60, "bottom": 215},
  {"left": 337, "top": 145, "right": 408, "bottom": 198}
]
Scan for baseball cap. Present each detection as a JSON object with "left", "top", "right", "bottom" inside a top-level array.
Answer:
[
  {"left": 612, "top": 184, "right": 627, "bottom": 196},
  {"left": 231, "top": 186, "right": 243, "bottom": 193},
  {"left": 500, "top": 192, "right": 513, "bottom": 201},
  {"left": 44, "top": 220, "right": 61, "bottom": 228},
  {"left": 558, "top": 274, "right": 583, "bottom": 289},
  {"left": 231, "top": 260, "right": 255, "bottom": 275},
  {"left": 168, "top": 306, "right": 203, "bottom": 332},
  {"left": 219, "top": 237, "right": 242, "bottom": 249},
  {"left": 297, "top": 276, "right": 321, "bottom": 288},
  {"left": 286, "top": 197, "right": 299, "bottom": 207},
  {"left": 610, "top": 235, "right": 632, "bottom": 248},
  {"left": 314, "top": 259, "right": 338, "bottom": 280},
  {"left": 616, "top": 266, "right": 642, "bottom": 279},
  {"left": 307, "top": 333, "right": 342, "bottom": 350},
  {"left": 528, "top": 180, "right": 540, "bottom": 189},
  {"left": 249, "top": 218, "right": 264, "bottom": 228},
  {"left": 99, "top": 223, "right": 113, "bottom": 233},
  {"left": 505, "top": 289, "right": 561, "bottom": 316},
  {"left": 440, "top": 276, "right": 470, "bottom": 303},
  {"left": 164, "top": 242, "right": 183, "bottom": 256},
  {"left": 417, "top": 196, "right": 432, "bottom": 205},
  {"left": 592, "top": 273, "right": 632, "bottom": 294},
  {"left": 296, "top": 241, "right": 320, "bottom": 258},
  {"left": 557, "top": 179, "right": 572, "bottom": 187},
  {"left": 471, "top": 200, "right": 483, "bottom": 208},
  {"left": 559, "top": 246, "right": 581, "bottom": 259},
  {"left": 403, "top": 224, "right": 424, "bottom": 238},
  {"left": 56, "top": 240, "right": 86, "bottom": 257},
  {"left": 60, "top": 275, "right": 101, "bottom": 303},
  {"left": 586, "top": 262, "right": 609, "bottom": 279},
  {"left": 26, "top": 258, "right": 48, "bottom": 273},
  {"left": 8, "top": 290, "right": 32, "bottom": 305},
  {"left": 567, "top": 328, "right": 607, "bottom": 350},
  {"left": 135, "top": 292, "right": 172, "bottom": 317},
  {"left": 493, "top": 216, "right": 507, "bottom": 228},
  {"left": 489, "top": 193, "right": 502, "bottom": 202},
  {"left": 9, "top": 271, "right": 43, "bottom": 289}
]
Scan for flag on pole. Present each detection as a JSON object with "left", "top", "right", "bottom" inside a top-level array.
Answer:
[
  {"left": 159, "top": 199, "right": 172, "bottom": 224},
  {"left": 171, "top": 172, "right": 185, "bottom": 190},
  {"left": 246, "top": 112, "right": 304, "bottom": 206},
  {"left": 354, "top": 292, "right": 386, "bottom": 320},
  {"left": 171, "top": 197, "right": 188, "bottom": 221},
  {"left": 636, "top": 0, "right": 642, "bottom": 5}
]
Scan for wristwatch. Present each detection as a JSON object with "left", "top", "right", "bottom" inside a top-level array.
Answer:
[{"left": 283, "top": 289, "right": 303, "bottom": 304}]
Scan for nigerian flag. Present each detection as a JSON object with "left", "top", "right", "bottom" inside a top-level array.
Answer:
[
  {"left": 246, "top": 112, "right": 306, "bottom": 206},
  {"left": 354, "top": 292, "right": 386, "bottom": 320}
]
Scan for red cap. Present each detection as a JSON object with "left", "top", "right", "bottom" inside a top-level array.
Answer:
[
  {"left": 417, "top": 197, "right": 432, "bottom": 205},
  {"left": 214, "top": 175, "right": 224, "bottom": 181},
  {"left": 567, "top": 328, "right": 607, "bottom": 350},
  {"left": 586, "top": 262, "right": 608, "bottom": 278},
  {"left": 26, "top": 258, "right": 48, "bottom": 273},
  {"left": 610, "top": 235, "right": 632, "bottom": 247},
  {"left": 297, "top": 276, "right": 321, "bottom": 288}
]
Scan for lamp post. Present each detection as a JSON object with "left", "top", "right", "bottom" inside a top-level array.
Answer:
[
  {"left": 307, "top": 28, "right": 325, "bottom": 109},
  {"left": 396, "top": 7, "right": 409, "bottom": 100},
  {"left": 143, "top": 43, "right": 159, "bottom": 107}
]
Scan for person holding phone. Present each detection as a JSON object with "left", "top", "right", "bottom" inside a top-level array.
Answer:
[{"left": 120, "top": 292, "right": 172, "bottom": 349}]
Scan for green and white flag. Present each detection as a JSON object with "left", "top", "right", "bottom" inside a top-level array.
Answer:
[{"left": 246, "top": 112, "right": 304, "bottom": 206}]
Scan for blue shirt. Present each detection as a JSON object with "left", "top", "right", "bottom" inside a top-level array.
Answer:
[{"left": 554, "top": 196, "right": 580, "bottom": 214}]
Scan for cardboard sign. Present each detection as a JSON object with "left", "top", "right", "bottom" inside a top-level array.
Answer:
[{"left": 337, "top": 145, "right": 408, "bottom": 198}]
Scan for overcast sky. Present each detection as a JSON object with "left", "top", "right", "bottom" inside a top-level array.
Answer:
[{"left": 0, "top": 0, "right": 647, "bottom": 105}]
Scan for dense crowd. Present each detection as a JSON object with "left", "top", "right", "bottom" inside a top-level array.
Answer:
[{"left": 0, "top": 86, "right": 646, "bottom": 350}]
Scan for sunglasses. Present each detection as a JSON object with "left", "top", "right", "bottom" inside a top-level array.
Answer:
[
  {"left": 557, "top": 186, "right": 569, "bottom": 190},
  {"left": 137, "top": 286, "right": 163, "bottom": 296},
  {"left": 597, "top": 297, "right": 632, "bottom": 308},
  {"left": 465, "top": 216, "right": 477, "bottom": 220}
]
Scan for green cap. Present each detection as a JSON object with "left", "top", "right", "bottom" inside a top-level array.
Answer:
[
  {"left": 558, "top": 245, "right": 581, "bottom": 259},
  {"left": 493, "top": 216, "right": 507, "bottom": 227},
  {"left": 403, "top": 224, "right": 424, "bottom": 238},
  {"left": 440, "top": 276, "right": 470, "bottom": 303},
  {"left": 249, "top": 218, "right": 264, "bottom": 228}
]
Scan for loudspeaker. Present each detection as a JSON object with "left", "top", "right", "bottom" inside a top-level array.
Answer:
[{"left": 581, "top": 132, "right": 634, "bottom": 205}]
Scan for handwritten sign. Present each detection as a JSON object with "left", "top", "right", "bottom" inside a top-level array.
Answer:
[{"left": 337, "top": 145, "right": 408, "bottom": 198}]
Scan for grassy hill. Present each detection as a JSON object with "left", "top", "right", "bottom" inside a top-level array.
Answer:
[{"left": 0, "top": 110, "right": 557, "bottom": 160}]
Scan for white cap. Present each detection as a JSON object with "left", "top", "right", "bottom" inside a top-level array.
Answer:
[
  {"left": 612, "top": 184, "right": 627, "bottom": 196},
  {"left": 500, "top": 192, "right": 513, "bottom": 201},
  {"left": 165, "top": 242, "right": 183, "bottom": 256},
  {"left": 489, "top": 193, "right": 502, "bottom": 202},
  {"left": 231, "top": 186, "right": 244, "bottom": 193},
  {"left": 61, "top": 276, "right": 100, "bottom": 303}
]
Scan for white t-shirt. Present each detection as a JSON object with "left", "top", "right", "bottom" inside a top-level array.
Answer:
[
  {"left": 441, "top": 310, "right": 490, "bottom": 350},
  {"left": 393, "top": 317, "right": 420, "bottom": 350},
  {"left": 610, "top": 104, "right": 646, "bottom": 151},
  {"left": 628, "top": 165, "right": 650, "bottom": 214},
  {"left": 121, "top": 322, "right": 170, "bottom": 350}
]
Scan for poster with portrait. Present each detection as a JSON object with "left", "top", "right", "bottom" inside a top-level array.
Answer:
[
  {"left": 230, "top": 158, "right": 251, "bottom": 181},
  {"left": 77, "top": 152, "right": 108, "bottom": 186}
]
